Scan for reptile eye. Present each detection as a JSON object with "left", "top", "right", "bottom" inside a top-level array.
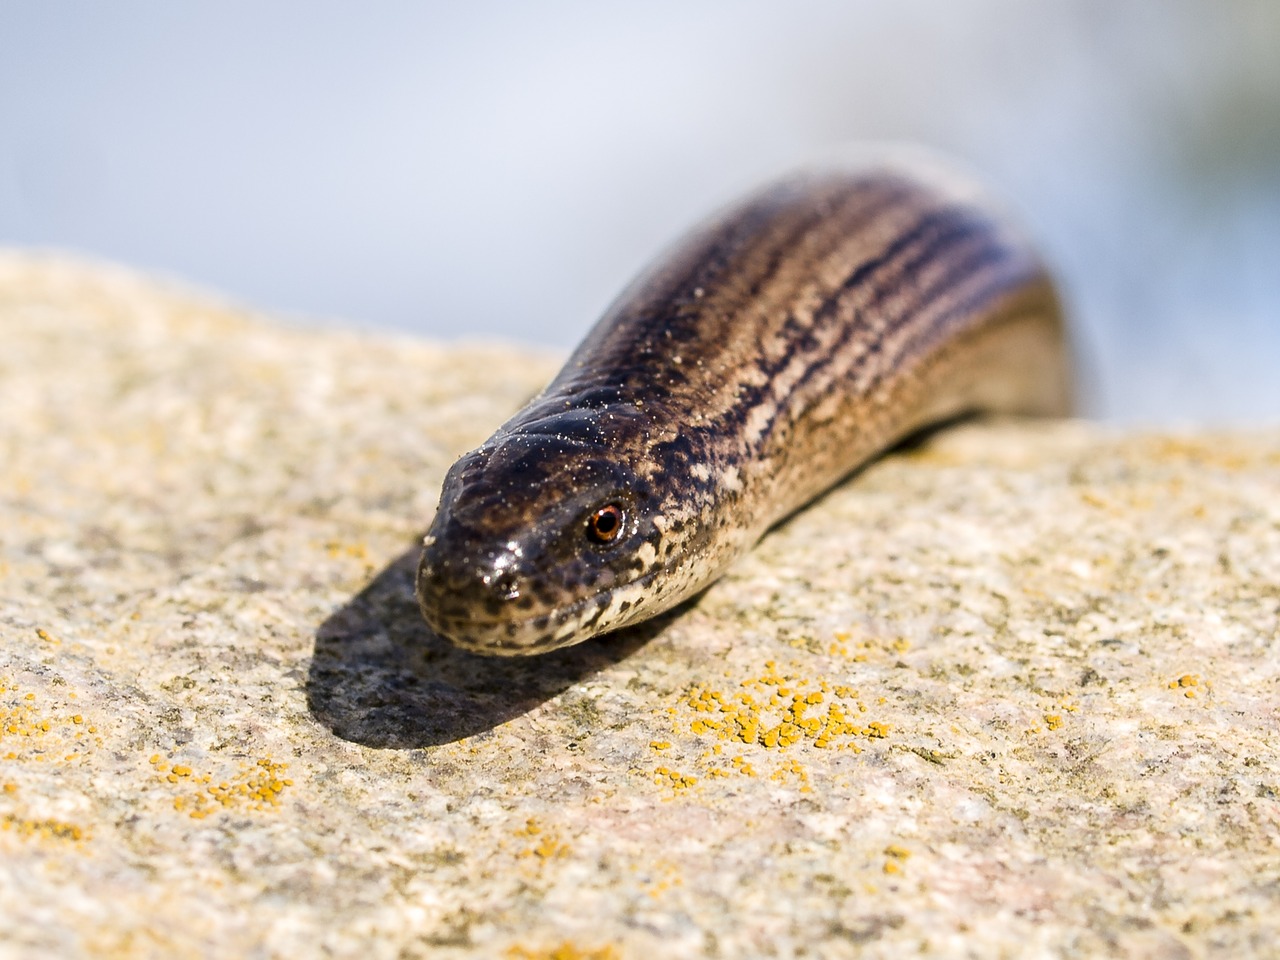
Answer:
[{"left": 586, "top": 503, "right": 625, "bottom": 544}]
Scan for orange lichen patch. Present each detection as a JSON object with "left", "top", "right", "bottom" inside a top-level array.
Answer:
[
  {"left": 1169, "top": 673, "right": 1209, "bottom": 699},
  {"left": 883, "top": 843, "right": 911, "bottom": 874},
  {"left": 513, "top": 816, "right": 544, "bottom": 837},
  {"left": 653, "top": 766, "right": 698, "bottom": 792},
  {"left": 873, "top": 637, "right": 911, "bottom": 657},
  {"left": 1028, "top": 695, "right": 1081, "bottom": 735},
  {"left": 825, "top": 632, "right": 910, "bottom": 662},
  {"left": 323, "top": 539, "right": 370, "bottom": 561},
  {"left": 769, "top": 757, "right": 812, "bottom": 793},
  {"left": 648, "top": 876, "right": 680, "bottom": 897},
  {"left": 643, "top": 858, "right": 685, "bottom": 899},
  {"left": 322, "top": 539, "right": 376, "bottom": 580},
  {"left": 151, "top": 754, "right": 293, "bottom": 819},
  {"left": 0, "top": 676, "right": 99, "bottom": 761},
  {"left": 513, "top": 818, "right": 571, "bottom": 861},
  {"left": 684, "top": 662, "right": 890, "bottom": 753},
  {"left": 1, "top": 812, "right": 87, "bottom": 844},
  {"left": 531, "top": 835, "right": 571, "bottom": 860},
  {"left": 1146, "top": 437, "right": 1256, "bottom": 471},
  {"left": 505, "top": 943, "right": 619, "bottom": 960},
  {"left": 1167, "top": 670, "right": 1213, "bottom": 701},
  {"left": 650, "top": 660, "right": 896, "bottom": 795}
]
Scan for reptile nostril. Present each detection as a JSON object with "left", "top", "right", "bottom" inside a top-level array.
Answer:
[
  {"left": 420, "top": 556, "right": 473, "bottom": 598},
  {"left": 489, "top": 571, "right": 520, "bottom": 601}
]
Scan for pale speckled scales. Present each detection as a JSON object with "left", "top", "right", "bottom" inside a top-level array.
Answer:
[{"left": 416, "top": 158, "right": 1070, "bottom": 653}]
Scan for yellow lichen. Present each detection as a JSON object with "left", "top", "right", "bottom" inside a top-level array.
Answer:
[
  {"left": 882, "top": 843, "right": 911, "bottom": 874},
  {"left": 643, "top": 859, "right": 685, "bottom": 898},
  {"left": 324, "top": 539, "right": 370, "bottom": 560},
  {"left": 653, "top": 766, "right": 697, "bottom": 792},
  {"left": 649, "top": 659, "right": 896, "bottom": 794},
  {"left": 514, "top": 817, "right": 571, "bottom": 861},
  {"left": 151, "top": 754, "right": 292, "bottom": 819},
  {"left": 505, "top": 943, "right": 619, "bottom": 960},
  {"left": 684, "top": 668, "right": 889, "bottom": 752},
  {"left": 1, "top": 812, "right": 87, "bottom": 843},
  {"left": 0, "top": 676, "right": 99, "bottom": 762},
  {"left": 1169, "top": 674, "right": 1210, "bottom": 700},
  {"left": 532, "top": 835, "right": 571, "bottom": 860},
  {"left": 769, "top": 757, "right": 812, "bottom": 793}
]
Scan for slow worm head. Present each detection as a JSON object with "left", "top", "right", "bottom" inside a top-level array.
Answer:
[{"left": 417, "top": 157, "right": 1070, "bottom": 655}]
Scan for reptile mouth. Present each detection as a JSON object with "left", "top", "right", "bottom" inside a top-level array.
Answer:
[{"left": 420, "top": 556, "right": 680, "bottom": 656}]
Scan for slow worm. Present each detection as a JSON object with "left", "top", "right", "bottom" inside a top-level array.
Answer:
[{"left": 416, "top": 156, "right": 1070, "bottom": 655}]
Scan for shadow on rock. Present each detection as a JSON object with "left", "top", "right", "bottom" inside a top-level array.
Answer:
[{"left": 307, "top": 541, "right": 664, "bottom": 749}]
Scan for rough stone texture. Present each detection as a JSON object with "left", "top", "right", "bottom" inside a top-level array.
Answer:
[{"left": 2, "top": 251, "right": 1278, "bottom": 959}]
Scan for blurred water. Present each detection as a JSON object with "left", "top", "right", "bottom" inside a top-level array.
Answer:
[{"left": 2, "top": 1, "right": 1277, "bottom": 423}]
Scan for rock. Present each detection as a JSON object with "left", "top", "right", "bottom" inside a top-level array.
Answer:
[{"left": 1, "top": 251, "right": 1278, "bottom": 958}]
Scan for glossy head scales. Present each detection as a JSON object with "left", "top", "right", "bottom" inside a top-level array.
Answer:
[{"left": 416, "top": 407, "right": 667, "bottom": 654}]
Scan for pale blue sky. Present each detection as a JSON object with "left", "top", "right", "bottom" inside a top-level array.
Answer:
[{"left": 2, "top": 2, "right": 1278, "bottom": 422}]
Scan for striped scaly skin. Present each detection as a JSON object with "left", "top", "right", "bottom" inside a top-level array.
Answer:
[{"left": 417, "top": 160, "right": 1070, "bottom": 655}]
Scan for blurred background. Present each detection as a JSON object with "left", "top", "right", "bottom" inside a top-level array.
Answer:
[{"left": 2, "top": 1, "right": 1277, "bottom": 423}]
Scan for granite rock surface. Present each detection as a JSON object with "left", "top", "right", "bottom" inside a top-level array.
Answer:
[{"left": 1, "top": 252, "right": 1278, "bottom": 959}]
